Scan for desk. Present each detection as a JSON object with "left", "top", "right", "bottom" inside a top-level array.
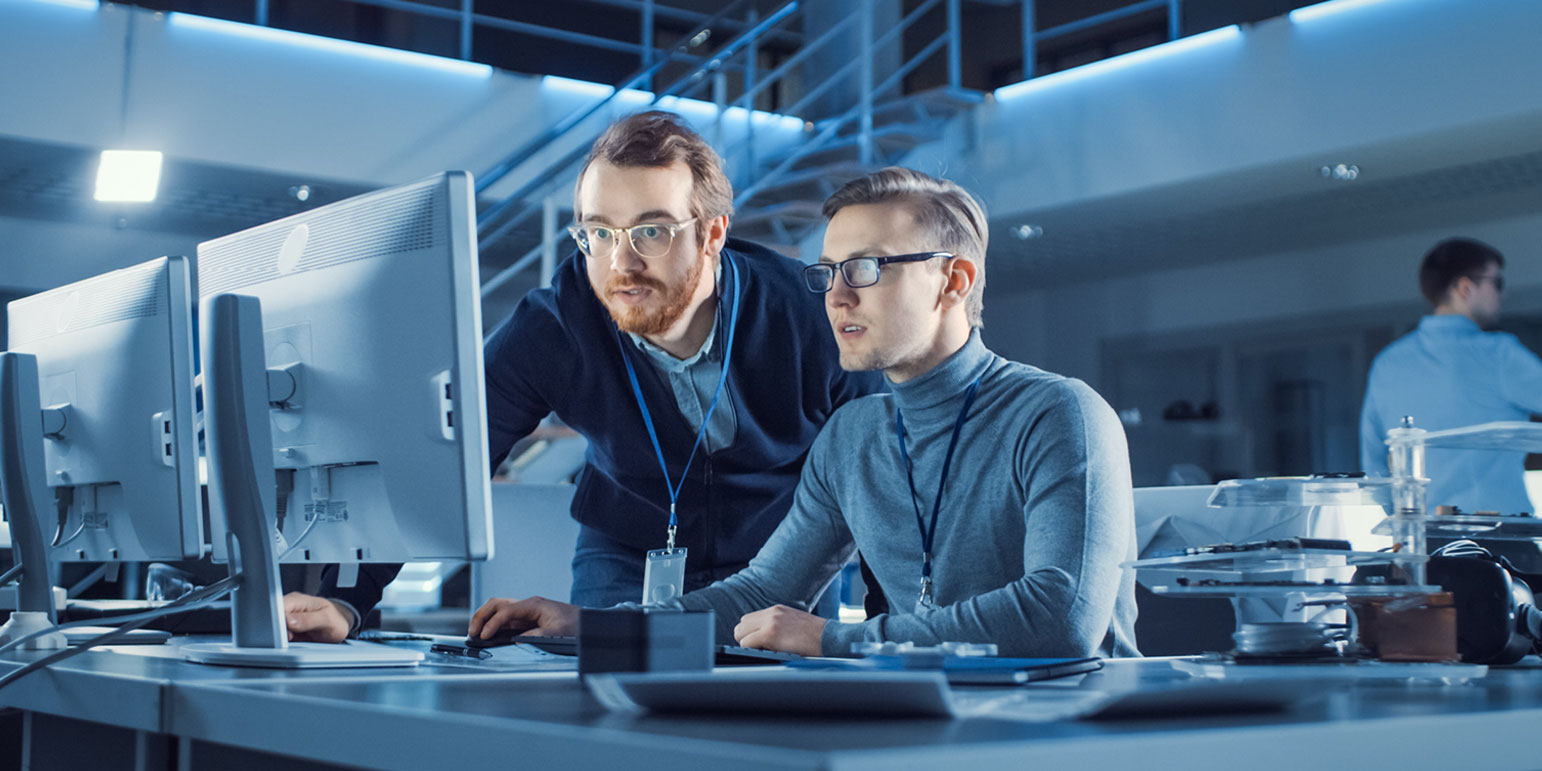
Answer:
[{"left": 4, "top": 644, "right": 1540, "bottom": 771}]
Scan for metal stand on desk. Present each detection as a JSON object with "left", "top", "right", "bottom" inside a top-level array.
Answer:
[
  {"left": 0, "top": 352, "right": 66, "bottom": 649},
  {"left": 181, "top": 294, "right": 419, "bottom": 668}
]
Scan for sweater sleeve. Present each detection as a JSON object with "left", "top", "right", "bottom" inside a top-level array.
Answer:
[
  {"left": 483, "top": 296, "right": 560, "bottom": 468},
  {"left": 656, "top": 426, "right": 857, "bottom": 644},
  {"left": 820, "top": 384, "right": 1134, "bottom": 658}
]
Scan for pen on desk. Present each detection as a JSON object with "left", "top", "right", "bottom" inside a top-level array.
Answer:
[{"left": 430, "top": 643, "right": 492, "bottom": 660}]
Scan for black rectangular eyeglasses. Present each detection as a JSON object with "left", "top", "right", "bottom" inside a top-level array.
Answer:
[{"left": 803, "top": 251, "right": 953, "bottom": 293}]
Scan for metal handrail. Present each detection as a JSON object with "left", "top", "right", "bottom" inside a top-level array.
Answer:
[
  {"left": 474, "top": 1, "right": 801, "bottom": 241},
  {"left": 730, "top": 0, "right": 952, "bottom": 207},
  {"left": 474, "top": 0, "right": 765, "bottom": 195}
]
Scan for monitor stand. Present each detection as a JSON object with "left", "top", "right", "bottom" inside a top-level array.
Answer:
[
  {"left": 183, "top": 294, "right": 420, "bottom": 669},
  {"left": 0, "top": 353, "right": 66, "bottom": 650}
]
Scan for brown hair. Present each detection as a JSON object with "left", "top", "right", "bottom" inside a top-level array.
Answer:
[
  {"left": 574, "top": 111, "right": 734, "bottom": 246},
  {"left": 1419, "top": 237, "right": 1505, "bottom": 307},
  {"left": 822, "top": 167, "right": 989, "bottom": 327}
]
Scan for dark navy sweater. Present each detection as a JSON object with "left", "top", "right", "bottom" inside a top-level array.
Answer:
[{"left": 482, "top": 237, "right": 885, "bottom": 569}]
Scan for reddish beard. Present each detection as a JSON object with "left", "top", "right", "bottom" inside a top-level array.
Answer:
[{"left": 602, "top": 251, "right": 705, "bottom": 336}]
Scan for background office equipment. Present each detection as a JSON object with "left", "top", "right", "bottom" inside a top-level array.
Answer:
[
  {"left": 0, "top": 257, "right": 202, "bottom": 648},
  {"left": 186, "top": 170, "right": 493, "bottom": 668}
]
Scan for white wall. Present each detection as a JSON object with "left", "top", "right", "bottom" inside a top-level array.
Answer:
[
  {"left": 984, "top": 210, "right": 1542, "bottom": 389},
  {"left": 971, "top": 0, "right": 1542, "bottom": 219}
]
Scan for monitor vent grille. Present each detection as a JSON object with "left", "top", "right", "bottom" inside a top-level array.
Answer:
[
  {"left": 198, "top": 179, "right": 441, "bottom": 298},
  {"left": 8, "top": 260, "right": 164, "bottom": 347}
]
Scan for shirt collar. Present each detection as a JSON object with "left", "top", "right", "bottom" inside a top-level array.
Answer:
[
  {"left": 1418, "top": 314, "right": 1483, "bottom": 334},
  {"left": 626, "top": 258, "right": 725, "bottom": 366}
]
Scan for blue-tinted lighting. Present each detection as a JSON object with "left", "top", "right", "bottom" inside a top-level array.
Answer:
[
  {"left": 33, "top": 0, "right": 100, "bottom": 9},
  {"left": 167, "top": 13, "right": 493, "bottom": 79},
  {"left": 1290, "top": 0, "right": 1403, "bottom": 23},
  {"left": 994, "top": 25, "right": 1242, "bottom": 102},
  {"left": 541, "top": 76, "right": 805, "bottom": 131}
]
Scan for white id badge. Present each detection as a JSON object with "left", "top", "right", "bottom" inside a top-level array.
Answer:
[{"left": 642, "top": 547, "right": 688, "bottom": 605}]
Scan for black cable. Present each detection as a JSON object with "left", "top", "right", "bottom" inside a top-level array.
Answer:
[
  {"left": 0, "top": 575, "right": 238, "bottom": 693},
  {"left": 0, "top": 572, "right": 238, "bottom": 656}
]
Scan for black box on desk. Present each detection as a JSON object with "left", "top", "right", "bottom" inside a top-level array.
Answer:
[{"left": 579, "top": 608, "right": 714, "bottom": 676}]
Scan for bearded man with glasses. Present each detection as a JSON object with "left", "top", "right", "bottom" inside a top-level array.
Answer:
[
  {"left": 470, "top": 168, "right": 1139, "bottom": 660},
  {"left": 280, "top": 112, "right": 882, "bottom": 644}
]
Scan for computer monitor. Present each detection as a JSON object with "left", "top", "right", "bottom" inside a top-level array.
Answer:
[
  {"left": 187, "top": 171, "right": 493, "bottom": 668},
  {"left": 0, "top": 257, "right": 202, "bottom": 644}
]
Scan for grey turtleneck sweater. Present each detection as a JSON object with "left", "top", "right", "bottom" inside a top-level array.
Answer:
[{"left": 663, "top": 330, "right": 1140, "bottom": 658}]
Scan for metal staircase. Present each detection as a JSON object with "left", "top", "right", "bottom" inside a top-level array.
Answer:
[{"left": 469, "top": 0, "right": 982, "bottom": 319}]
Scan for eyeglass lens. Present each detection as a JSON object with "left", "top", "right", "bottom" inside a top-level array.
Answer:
[{"left": 578, "top": 224, "right": 678, "bottom": 259}]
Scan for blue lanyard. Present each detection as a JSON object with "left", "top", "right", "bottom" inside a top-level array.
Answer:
[
  {"left": 618, "top": 254, "right": 742, "bottom": 550},
  {"left": 895, "top": 375, "right": 982, "bottom": 608}
]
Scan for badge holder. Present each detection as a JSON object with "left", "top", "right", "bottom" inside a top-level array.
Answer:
[{"left": 643, "top": 546, "right": 688, "bottom": 606}]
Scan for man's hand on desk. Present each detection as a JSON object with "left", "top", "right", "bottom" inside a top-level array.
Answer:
[
  {"left": 469, "top": 596, "right": 579, "bottom": 639},
  {"left": 734, "top": 605, "right": 826, "bottom": 657},
  {"left": 283, "top": 592, "right": 353, "bottom": 643}
]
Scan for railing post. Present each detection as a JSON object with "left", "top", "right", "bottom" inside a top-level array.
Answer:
[
  {"left": 947, "top": 0, "right": 961, "bottom": 89},
  {"left": 255, "top": 0, "right": 268, "bottom": 26},
  {"left": 642, "top": 0, "right": 656, "bottom": 90},
  {"left": 744, "top": 8, "right": 759, "bottom": 185},
  {"left": 1168, "top": 0, "right": 1181, "bottom": 41},
  {"left": 541, "top": 194, "right": 558, "bottom": 288},
  {"left": 858, "top": 0, "right": 873, "bottom": 166},
  {"left": 460, "top": 0, "right": 474, "bottom": 61},
  {"left": 713, "top": 70, "right": 728, "bottom": 149},
  {"left": 1021, "top": 0, "right": 1035, "bottom": 81}
]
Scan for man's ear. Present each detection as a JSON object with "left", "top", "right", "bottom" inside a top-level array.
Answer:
[
  {"left": 939, "top": 255, "right": 977, "bottom": 310},
  {"left": 1451, "top": 276, "right": 1476, "bottom": 305},
  {"left": 704, "top": 213, "right": 730, "bottom": 257}
]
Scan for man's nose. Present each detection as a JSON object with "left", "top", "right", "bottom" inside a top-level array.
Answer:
[
  {"left": 610, "top": 239, "right": 646, "bottom": 273},
  {"left": 826, "top": 276, "right": 858, "bottom": 309}
]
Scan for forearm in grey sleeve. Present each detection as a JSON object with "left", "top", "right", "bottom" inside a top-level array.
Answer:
[
  {"left": 822, "top": 391, "right": 1133, "bottom": 657},
  {"left": 667, "top": 437, "right": 858, "bottom": 644}
]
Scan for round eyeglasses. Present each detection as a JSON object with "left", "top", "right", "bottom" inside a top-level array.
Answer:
[
  {"left": 802, "top": 251, "right": 953, "bottom": 293},
  {"left": 568, "top": 218, "right": 697, "bottom": 260}
]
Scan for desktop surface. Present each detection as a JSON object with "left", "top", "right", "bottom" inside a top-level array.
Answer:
[{"left": 8, "top": 644, "right": 1542, "bottom": 769}]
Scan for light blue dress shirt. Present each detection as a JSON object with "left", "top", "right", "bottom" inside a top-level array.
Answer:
[
  {"left": 1360, "top": 314, "right": 1542, "bottom": 514},
  {"left": 625, "top": 264, "right": 737, "bottom": 452}
]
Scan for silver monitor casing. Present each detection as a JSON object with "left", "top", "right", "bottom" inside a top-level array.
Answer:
[
  {"left": 6, "top": 256, "right": 202, "bottom": 563},
  {"left": 195, "top": 171, "right": 493, "bottom": 568}
]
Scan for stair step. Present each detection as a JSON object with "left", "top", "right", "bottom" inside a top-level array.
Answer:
[
  {"left": 815, "top": 86, "right": 985, "bottom": 135},
  {"left": 733, "top": 199, "right": 825, "bottom": 228},
  {"left": 738, "top": 161, "right": 874, "bottom": 206}
]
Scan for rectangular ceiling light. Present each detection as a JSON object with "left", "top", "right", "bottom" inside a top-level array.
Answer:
[
  {"left": 33, "top": 0, "right": 100, "bottom": 9},
  {"left": 94, "top": 150, "right": 163, "bottom": 203},
  {"left": 1290, "top": 0, "right": 1403, "bottom": 24}
]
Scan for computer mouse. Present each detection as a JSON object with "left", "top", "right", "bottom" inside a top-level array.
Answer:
[{"left": 465, "top": 625, "right": 534, "bottom": 648}]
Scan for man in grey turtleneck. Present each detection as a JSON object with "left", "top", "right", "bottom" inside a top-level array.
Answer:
[{"left": 470, "top": 168, "right": 1139, "bottom": 659}]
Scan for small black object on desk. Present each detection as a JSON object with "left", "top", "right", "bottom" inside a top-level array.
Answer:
[{"left": 578, "top": 608, "right": 714, "bottom": 676}]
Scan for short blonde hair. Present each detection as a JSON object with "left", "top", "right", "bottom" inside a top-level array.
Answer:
[{"left": 821, "top": 167, "right": 988, "bottom": 326}]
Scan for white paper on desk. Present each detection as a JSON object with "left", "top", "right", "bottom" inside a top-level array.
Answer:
[{"left": 587, "top": 670, "right": 956, "bottom": 717}]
